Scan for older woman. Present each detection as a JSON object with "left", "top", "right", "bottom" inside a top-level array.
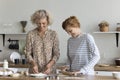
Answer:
[{"left": 25, "top": 10, "right": 60, "bottom": 74}]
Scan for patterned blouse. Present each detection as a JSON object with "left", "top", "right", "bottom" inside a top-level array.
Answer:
[{"left": 25, "top": 28, "right": 60, "bottom": 73}]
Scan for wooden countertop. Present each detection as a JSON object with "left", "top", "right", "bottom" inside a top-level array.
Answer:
[
  {"left": 95, "top": 65, "right": 120, "bottom": 71},
  {"left": 0, "top": 63, "right": 29, "bottom": 68},
  {"left": 0, "top": 75, "right": 117, "bottom": 80},
  {"left": 1, "top": 63, "right": 120, "bottom": 72}
]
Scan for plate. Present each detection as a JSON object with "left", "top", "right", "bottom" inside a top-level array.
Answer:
[
  {"left": 9, "top": 73, "right": 21, "bottom": 77},
  {"left": 29, "top": 73, "right": 47, "bottom": 77},
  {"left": 10, "top": 52, "right": 21, "bottom": 63},
  {"left": 0, "top": 69, "right": 13, "bottom": 76}
]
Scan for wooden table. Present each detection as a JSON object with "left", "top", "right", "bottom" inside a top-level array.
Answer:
[
  {"left": 0, "top": 75, "right": 117, "bottom": 80},
  {"left": 95, "top": 65, "right": 120, "bottom": 71},
  {"left": 0, "top": 63, "right": 29, "bottom": 68},
  {"left": 1, "top": 63, "right": 120, "bottom": 71}
]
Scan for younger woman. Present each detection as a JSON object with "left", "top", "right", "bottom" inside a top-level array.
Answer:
[{"left": 61, "top": 16, "right": 100, "bottom": 75}]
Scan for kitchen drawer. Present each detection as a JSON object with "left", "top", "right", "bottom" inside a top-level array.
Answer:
[
  {"left": 95, "top": 71, "right": 113, "bottom": 76},
  {"left": 16, "top": 68, "right": 28, "bottom": 72}
]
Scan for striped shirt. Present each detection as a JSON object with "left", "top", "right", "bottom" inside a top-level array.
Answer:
[{"left": 67, "top": 33, "right": 100, "bottom": 75}]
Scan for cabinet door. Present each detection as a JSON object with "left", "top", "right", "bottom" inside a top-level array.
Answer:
[
  {"left": 17, "top": 68, "right": 28, "bottom": 72},
  {"left": 95, "top": 71, "right": 112, "bottom": 76}
]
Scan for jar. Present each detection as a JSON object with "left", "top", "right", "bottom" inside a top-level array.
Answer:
[
  {"left": 116, "top": 23, "right": 120, "bottom": 31},
  {"left": 115, "top": 58, "right": 120, "bottom": 66},
  {"left": 98, "top": 21, "right": 109, "bottom": 32},
  {"left": 3, "top": 59, "right": 8, "bottom": 69},
  {"left": 99, "top": 26, "right": 109, "bottom": 32}
]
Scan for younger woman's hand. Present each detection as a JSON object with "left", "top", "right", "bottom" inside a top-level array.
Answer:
[
  {"left": 70, "top": 71, "right": 82, "bottom": 76},
  {"left": 58, "top": 66, "right": 69, "bottom": 71},
  {"left": 60, "top": 70, "right": 74, "bottom": 76}
]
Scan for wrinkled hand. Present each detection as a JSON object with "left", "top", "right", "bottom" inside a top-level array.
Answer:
[
  {"left": 43, "top": 67, "right": 51, "bottom": 74},
  {"left": 32, "top": 65, "right": 39, "bottom": 73},
  {"left": 43, "top": 61, "right": 54, "bottom": 74}
]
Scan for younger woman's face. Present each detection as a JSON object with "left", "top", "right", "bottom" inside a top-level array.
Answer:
[
  {"left": 36, "top": 18, "right": 48, "bottom": 32},
  {"left": 65, "top": 26, "right": 80, "bottom": 38}
]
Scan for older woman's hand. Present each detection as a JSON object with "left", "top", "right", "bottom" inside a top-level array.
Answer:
[
  {"left": 43, "top": 67, "right": 51, "bottom": 74},
  {"left": 32, "top": 65, "right": 39, "bottom": 73}
]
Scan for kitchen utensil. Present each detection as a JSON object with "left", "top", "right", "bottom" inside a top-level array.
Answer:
[
  {"left": 10, "top": 52, "right": 21, "bottom": 63},
  {"left": 9, "top": 41, "right": 14, "bottom": 49},
  {"left": 98, "top": 64, "right": 110, "bottom": 67},
  {"left": 20, "top": 21, "right": 27, "bottom": 33},
  {"left": 22, "top": 59, "right": 26, "bottom": 64},
  {"left": 19, "top": 40, "right": 26, "bottom": 54},
  {"left": 14, "top": 59, "right": 20, "bottom": 64},
  {"left": 8, "top": 39, "right": 19, "bottom": 49},
  {"left": 14, "top": 40, "right": 19, "bottom": 49},
  {"left": 116, "top": 33, "right": 119, "bottom": 47}
]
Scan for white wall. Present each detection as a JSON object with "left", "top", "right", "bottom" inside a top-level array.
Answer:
[{"left": 0, "top": 0, "right": 120, "bottom": 64}]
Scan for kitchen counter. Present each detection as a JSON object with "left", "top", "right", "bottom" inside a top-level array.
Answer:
[
  {"left": 0, "top": 75, "right": 117, "bottom": 80},
  {"left": 0, "top": 63, "right": 29, "bottom": 68},
  {"left": 1, "top": 63, "right": 120, "bottom": 71},
  {"left": 95, "top": 65, "right": 120, "bottom": 71}
]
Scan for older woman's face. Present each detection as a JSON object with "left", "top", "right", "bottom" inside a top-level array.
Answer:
[{"left": 36, "top": 18, "right": 48, "bottom": 32}]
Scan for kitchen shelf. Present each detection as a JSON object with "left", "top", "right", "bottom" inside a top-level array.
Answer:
[
  {"left": 93, "top": 31, "right": 120, "bottom": 33},
  {"left": 0, "top": 33, "right": 27, "bottom": 46},
  {"left": 0, "top": 33, "right": 27, "bottom": 35},
  {"left": 93, "top": 31, "right": 120, "bottom": 47}
]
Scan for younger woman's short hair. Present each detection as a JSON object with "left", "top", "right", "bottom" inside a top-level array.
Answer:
[
  {"left": 31, "top": 9, "right": 52, "bottom": 25},
  {"left": 62, "top": 16, "right": 80, "bottom": 30}
]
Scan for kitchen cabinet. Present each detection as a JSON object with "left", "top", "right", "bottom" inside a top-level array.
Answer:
[
  {"left": 0, "top": 75, "right": 117, "bottom": 80},
  {"left": 93, "top": 31, "right": 120, "bottom": 47},
  {"left": 16, "top": 68, "right": 28, "bottom": 72},
  {"left": 0, "top": 67, "right": 28, "bottom": 73},
  {"left": 0, "top": 33, "right": 27, "bottom": 46}
]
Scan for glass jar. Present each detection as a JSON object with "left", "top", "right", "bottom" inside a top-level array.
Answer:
[
  {"left": 116, "top": 23, "right": 120, "bottom": 31},
  {"left": 3, "top": 59, "right": 8, "bottom": 69}
]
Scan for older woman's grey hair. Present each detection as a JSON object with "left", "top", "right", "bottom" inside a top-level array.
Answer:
[{"left": 31, "top": 10, "right": 52, "bottom": 25}]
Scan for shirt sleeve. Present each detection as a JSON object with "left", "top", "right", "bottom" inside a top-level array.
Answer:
[
  {"left": 80, "top": 34, "right": 100, "bottom": 74},
  {"left": 24, "top": 32, "right": 34, "bottom": 62},
  {"left": 51, "top": 31, "right": 60, "bottom": 63},
  {"left": 66, "top": 42, "right": 70, "bottom": 68}
]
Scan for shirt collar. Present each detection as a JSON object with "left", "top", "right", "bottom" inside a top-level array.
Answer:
[{"left": 36, "top": 28, "right": 49, "bottom": 35}]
